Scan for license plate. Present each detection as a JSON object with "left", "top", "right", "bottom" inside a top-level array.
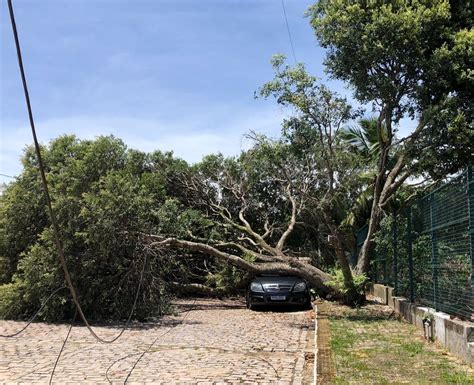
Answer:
[{"left": 270, "top": 295, "right": 286, "bottom": 301}]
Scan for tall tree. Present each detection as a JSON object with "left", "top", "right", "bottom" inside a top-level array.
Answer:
[
  {"left": 146, "top": 142, "right": 335, "bottom": 294},
  {"left": 309, "top": 0, "right": 473, "bottom": 274}
]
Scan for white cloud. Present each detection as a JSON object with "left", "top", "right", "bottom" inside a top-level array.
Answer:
[{"left": 0, "top": 104, "right": 285, "bottom": 183}]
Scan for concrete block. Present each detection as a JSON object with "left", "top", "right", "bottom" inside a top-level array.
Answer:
[
  {"left": 367, "top": 282, "right": 374, "bottom": 296},
  {"left": 414, "top": 306, "right": 430, "bottom": 329},
  {"left": 445, "top": 318, "right": 469, "bottom": 362},
  {"left": 372, "top": 284, "right": 388, "bottom": 305},
  {"left": 387, "top": 287, "right": 394, "bottom": 308},
  {"left": 432, "top": 312, "right": 450, "bottom": 346},
  {"left": 468, "top": 327, "right": 474, "bottom": 343},
  {"left": 468, "top": 343, "right": 474, "bottom": 363},
  {"left": 392, "top": 297, "right": 414, "bottom": 324}
]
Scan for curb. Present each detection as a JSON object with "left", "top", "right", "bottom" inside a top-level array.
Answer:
[{"left": 313, "top": 301, "right": 318, "bottom": 385}]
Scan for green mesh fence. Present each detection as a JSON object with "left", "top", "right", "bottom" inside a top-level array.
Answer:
[{"left": 368, "top": 167, "right": 473, "bottom": 321}]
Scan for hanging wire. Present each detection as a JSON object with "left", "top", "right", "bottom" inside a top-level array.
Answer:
[
  {"left": 105, "top": 300, "right": 198, "bottom": 384},
  {"left": 0, "top": 173, "right": 17, "bottom": 179},
  {"left": 7, "top": 0, "right": 147, "bottom": 344},
  {"left": 281, "top": 0, "right": 297, "bottom": 64},
  {"left": 0, "top": 286, "right": 67, "bottom": 338},
  {"left": 105, "top": 299, "right": 280, "bottom": 384},
  {"left": 49, "top": 309, "right": 77, "bottom": 385}
]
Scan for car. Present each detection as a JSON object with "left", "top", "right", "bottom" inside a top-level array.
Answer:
[{"left": 246, "top": 275, "right": 311, "bottom": 310}]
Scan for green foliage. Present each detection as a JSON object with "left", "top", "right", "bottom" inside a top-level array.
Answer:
[
  {"left": 257, "top": 56, "right": 367, "bottom": 227},
  {"left": 309, "top": 0, "right": 451, "bottom": 116},
  {"left": 0, "top": 282, "right": 26, "bottom": 319},
  {"left": 341, "top": 118, "right": 388, "bottom": 162},
  {"left": 309, "top": 0, "right": 472, "bottom": 175},
  {"left": 0, "top": 167, "right": 47, "bottom": 284},
  {"left": 0, "top": 135, "right": 197, "bottom": 320},
  {"left": 327, "top": 269, "right": 368, "bottom": 297},
  {"left": 205, "top": 264, "right": 248, "bottom": 293}
]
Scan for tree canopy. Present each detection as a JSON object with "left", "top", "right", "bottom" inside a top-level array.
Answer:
[{"left": 309, "top": 0, "right": 473, "bottom": 273}]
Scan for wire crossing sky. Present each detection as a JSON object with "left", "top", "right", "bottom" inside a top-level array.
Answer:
[{"left": 281, "top": 0, "right": 297, "bottom": 64}]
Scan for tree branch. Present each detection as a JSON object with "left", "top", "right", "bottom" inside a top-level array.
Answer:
[
  {"left": 237, "top": 208, "right": 276, "bottom": 255},
  {"left": 276, "top": 186, "right": 298, "bottom": 251}
]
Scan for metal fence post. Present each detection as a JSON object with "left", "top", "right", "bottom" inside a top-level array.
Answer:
[
  {"left": 407, "top": 207, "right": 414, "bottom": 303},
  {"left": 467, "top": 166, "right": 474, "bottom": 288},
  {"left": 393, "top": 208, "right": 398, "bottom": 296},
  {"left": 429, "top": 194, "right": 439, "bottom": 311},
  {"left": 373, "top": 257, "right": 378, "bottom": 283},
  {"left": 383, "top": 246, "right": 387, "bottom": 284}
]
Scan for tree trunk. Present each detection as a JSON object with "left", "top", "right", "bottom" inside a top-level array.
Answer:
[
  {"left": 355, "top": 111, "right": 391, "bottom": 275},
  {"left": 355, "top": 202, "right": 382, "bottom": 275},
  {"left": 329, "top": 232, "right": 364, "bottom": 305},
  {"left": 148, "top": 236, "right": 335, "bottom": 295},
  {"left": 168, "top": 282, "right": 227, "bottom": 297},
  {"left": 355, "top": 153, "right": 408, "bottom": 275}
]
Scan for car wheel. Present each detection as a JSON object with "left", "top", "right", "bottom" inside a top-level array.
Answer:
[{"left": 246, "top": 296, "right": 254, "bottom": 310}]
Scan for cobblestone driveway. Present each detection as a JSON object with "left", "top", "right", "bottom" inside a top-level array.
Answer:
[{"left": 1, "top": 299, "right": 314, "bottom": 384}]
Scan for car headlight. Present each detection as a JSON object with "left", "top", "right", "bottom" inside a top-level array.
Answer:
[
  {"left": 250, "top": 282, "right": 264, "bottom": 292},
  {"left": 293, "top": 282, "right": 306, "bottom": 292}
]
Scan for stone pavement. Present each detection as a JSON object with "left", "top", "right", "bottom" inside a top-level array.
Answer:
[{"left": 0, "top": 298, "right": 314, "bottom": 384}]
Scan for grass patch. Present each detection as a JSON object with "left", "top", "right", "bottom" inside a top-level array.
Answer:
[
  {"left": 330, "top": 325, "right": 356, "bottom": 351},
  {"left": 401, "top": 341, "right": 424, "bottom": 356},
  {"left": 322, "top": 300, "right": 474, "bottom": 384}
]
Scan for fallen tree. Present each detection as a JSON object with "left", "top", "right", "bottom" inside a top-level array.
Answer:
[
  {"left": 142, "top": 144, "right": 335, "bottom": 294},
  {"left": 144, "top": 232, "right": 332, "bottom": 293},
  {"left": 140, "top": 63, "right": 368, "bottom": 303}
]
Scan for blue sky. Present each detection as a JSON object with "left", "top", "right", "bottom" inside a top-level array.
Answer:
[{"left": 1, "top": 1, "right": 412, "bottom": 184}]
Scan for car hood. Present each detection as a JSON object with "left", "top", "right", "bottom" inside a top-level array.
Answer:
[{"left": 253, "top": 276, "right": 304, "bottom": 286}]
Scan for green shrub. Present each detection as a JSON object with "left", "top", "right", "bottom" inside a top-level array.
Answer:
[
  {"left": 0, "top": 282, "right": 26, "bottom": 319},
  {"left": 327, "top": 268, "right": 368, "bottom": 297}
]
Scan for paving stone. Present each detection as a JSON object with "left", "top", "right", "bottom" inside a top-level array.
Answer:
[{"left": 0, "top": 298, "right": 312, "bottom": 384}]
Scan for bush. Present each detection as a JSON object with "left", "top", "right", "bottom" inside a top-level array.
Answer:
[
  {"left": 0, "top": 282, "right": 26, "bottom": 319},
  {"left": 0, "top": 136, "right": 177, "bottom": 321},
  {"left": 327, "top": 268, "right": 368, "bottom": 298}
]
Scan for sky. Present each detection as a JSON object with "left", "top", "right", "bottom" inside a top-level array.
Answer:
[{"left": 1, "top": 0, "right": 413, "bottom": 185}]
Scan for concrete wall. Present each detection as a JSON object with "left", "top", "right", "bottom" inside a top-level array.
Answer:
[
  {"left": 368, "top": 283, "right": 474, "bottom": 365},
  {"left": 371, "top": 284, "right": 388, "bottom": 304}
]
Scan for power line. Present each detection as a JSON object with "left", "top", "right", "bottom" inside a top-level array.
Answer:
[
  {"left": 123, "top": 299, "right": 197, "bottom": 384},
  {"left": 0, "top": 286, "right": 67, "bottom": 338},
  {"left": 49, "top": 309, "right": 77, "bottom": 385},
  {"left": 0, "top": 173, "right": 17, "bottom": 179},
  {"left": 281, "top": 0, "right": 297, "bottom": 64},
  {"left": 105, "top": 300, "right": 198, "bottom": 385},
  {"left": 7, "top": 0, "right": 146, "bottom": 344},
  {"left": 106, "top": 300, "right": 280, "bottom": 384}
]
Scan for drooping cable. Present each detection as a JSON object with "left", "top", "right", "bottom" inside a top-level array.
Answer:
[
  {"left": 123, "top": 299, "right": 197, "bottom": 384},
  {"left": 0, "top": 173, "right": 17, "bottom": 179},
  {"left": 49, "top": 309, "right": 77, "bottom": 385},
  {"left": 7, "top": 0, "right": 146, "bottom": 344},
  {"left": 281, "top": 0, "right": 297, "bottom": 64},
  {"left": 104, "top": 300, "right": 197, "bottom": 385},
  {"left": 0, "top": 286, "right": 67, "bottom": 338},
  {"left": 106, "top": 300, "right": 280, "bottom": 383}
]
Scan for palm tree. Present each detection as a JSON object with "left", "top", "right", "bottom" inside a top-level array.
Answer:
[{"left": 341, "top": 117, "right": 389, "bottom": 162}]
